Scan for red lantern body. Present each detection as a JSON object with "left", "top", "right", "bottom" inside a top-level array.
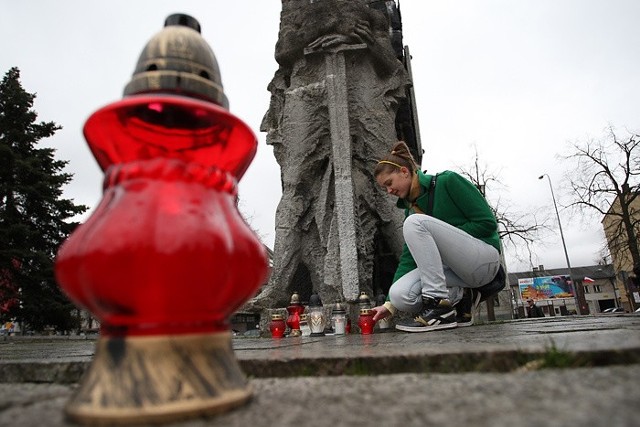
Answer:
[
  {"left": 56, "top": 95, "right": 268, "bottom": 336},
  {"left": 286, "top": 303, "right": 304, "bottom": 336},
  {"left": 270, "top": 314, "right": 286, "bottom": 338},
  {"left": 358, "top": 309, "right": 375, "bottom": 335}
]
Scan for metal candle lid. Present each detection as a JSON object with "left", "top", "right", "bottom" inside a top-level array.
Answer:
[
  {"left": 333, "top": 303, "right": 346, "bottom": 314},
  {"left": 123, "top": 13, "right": 228, "bottom": 108},
  {"left": 309, "top": 293, "right": 323, "bottom": 307},
  {"left": 358, "top": 291, "right": 371, "bottom": 306},
  {"left": 271, "top": 313, "right": 284, "bottom": 321},
  {"left": 289, "top": 291, "right": 301, "bottom": 305}
]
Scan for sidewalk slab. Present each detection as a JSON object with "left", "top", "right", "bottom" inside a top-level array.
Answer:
[{"left": 1, "top": 365, "right": 638, "bottom": 427}]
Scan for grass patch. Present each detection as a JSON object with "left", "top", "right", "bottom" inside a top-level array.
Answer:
[
  {"left": 343, "top": 359, "right": 373, "bottom": 376},
  {"left": 538, "top": 344, "right": 580, "bottom": 369}
]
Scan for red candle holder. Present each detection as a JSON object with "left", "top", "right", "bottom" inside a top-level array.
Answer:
[
  {"left": 286, "top": 292, "right": 304, "bottom": 337},
  {"left": 358, "top": 308, "right": 376, "bottom": 335},
  {"left": 54, "top": 14, "right": 268, "bottom": 424},
  {"left": 270, "top": 314, "right": 286, "bottom": 338}
]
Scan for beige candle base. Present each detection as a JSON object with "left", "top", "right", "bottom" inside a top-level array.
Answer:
[{"left": 65, "top": 331, "right": 251, "bottom": 425}]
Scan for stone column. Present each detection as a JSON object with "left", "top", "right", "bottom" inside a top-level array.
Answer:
[{"left": 306, "top": 43, "right": 368, "bottom": 301}]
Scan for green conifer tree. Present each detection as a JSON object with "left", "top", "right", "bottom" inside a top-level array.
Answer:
[{"left": 0, "top": 67, "right": 87, "bottom": 333}]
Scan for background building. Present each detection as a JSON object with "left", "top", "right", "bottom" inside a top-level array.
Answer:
[
  {"left": 602, "top": 192, "right": 640, "bottom": 313},
  {"left": 508, "top": 264, "right": 619, "bottom": 317}
]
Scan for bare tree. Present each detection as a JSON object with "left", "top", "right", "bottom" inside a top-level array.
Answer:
[
  {"left": 562, "top": 126, "right": 640, "bottom": 278},
  {"left": 457, "top": 148, "right": 546, "bottom": 268}
]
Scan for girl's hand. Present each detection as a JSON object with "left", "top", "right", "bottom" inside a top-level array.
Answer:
[{"left": 371, "top": 305, "right": 390, "bottom": 322}]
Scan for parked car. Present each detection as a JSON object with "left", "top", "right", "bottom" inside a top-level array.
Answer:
[{"left": 602, "top": 307, "right": 625, "bottom": 313}]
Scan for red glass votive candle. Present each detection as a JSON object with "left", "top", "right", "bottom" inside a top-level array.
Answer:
[
  {"left": 270, "top": 314, "right": 286, "bottom": 338},
  {"left": 286, "top": 303, "right": 304, "bottom": 336},
  {"left": 358, "top": 308, "right": 375, "bottom": 335}
]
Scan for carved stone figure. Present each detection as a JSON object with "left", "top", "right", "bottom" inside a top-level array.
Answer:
[{"left": 251, "top": 0, "right": 411, "bottom": 309}]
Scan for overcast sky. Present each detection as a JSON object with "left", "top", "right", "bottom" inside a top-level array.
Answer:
[{"left": 2, "top": 0, "right": 639, "bottom": 274}]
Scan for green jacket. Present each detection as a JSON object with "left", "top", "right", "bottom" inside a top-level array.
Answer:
[{"left": 392, "top": 170, "right": 500, "bottom": 283}]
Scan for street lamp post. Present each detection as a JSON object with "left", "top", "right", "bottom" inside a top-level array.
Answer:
[{"left": 538, "top": 174, "right": 581, "bottom": 314}]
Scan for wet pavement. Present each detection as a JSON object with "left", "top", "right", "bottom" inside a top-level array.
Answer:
[{"left": 1, "top": 315, "right": 639, "bottom": 426}]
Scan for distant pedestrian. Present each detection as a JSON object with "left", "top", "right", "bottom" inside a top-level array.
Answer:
[
  {"left": 526, "top": 299, "right": 545, "bottom": 318},
  {"left": 370, "top": 141, "right": 504, "bottom": 332}
]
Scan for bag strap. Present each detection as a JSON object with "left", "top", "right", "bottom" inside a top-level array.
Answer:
[{"left": 425, "top": 174, "right": 437, "bottom": 216}]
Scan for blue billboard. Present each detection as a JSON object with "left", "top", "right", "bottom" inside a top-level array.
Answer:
[{"left": 518, "top": 275, "right": 575, "bottom": 300}]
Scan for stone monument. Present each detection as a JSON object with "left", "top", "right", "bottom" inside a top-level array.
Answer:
[{"left": 251, "top": 0, "right": 420, "bottom": 310}]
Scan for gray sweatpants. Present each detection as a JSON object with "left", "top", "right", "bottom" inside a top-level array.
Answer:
[{"left": 389, "top": 214, "right": 500, "bottom": 314}]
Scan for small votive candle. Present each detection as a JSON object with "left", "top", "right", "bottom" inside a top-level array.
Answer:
[
  {"left": 376, "top": 316, "right": 391, "bottom": 332},
  {"left": 269, "top": 313, "right": 286, "bottom": 338},
  {"left": 331, "top": 303, "right": 347, "bottom": 335},
  {"left": 299, "top": 313, "right": 311, "bottom": 337},
  {"left": 358, "top": 308, "right": 375, "bottom": 335}
]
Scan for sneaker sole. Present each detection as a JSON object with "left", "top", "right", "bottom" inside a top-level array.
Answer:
[
  {"left": 456, "top": 320, "right": 474, "bottom": 328},
  {"left": 456, "top": 313, "right": 474, "bottom": 327},
  {"left": 395, "top": 322, "right": 458, "bottom": 332}
]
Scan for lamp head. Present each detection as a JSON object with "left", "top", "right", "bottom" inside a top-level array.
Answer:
[{"left": 124, "top": 13, "right": 227, "bottom": 107}]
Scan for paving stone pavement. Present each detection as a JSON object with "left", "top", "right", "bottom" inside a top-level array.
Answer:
[{"left": 1, "top": 315, "right": 639, "bottom": 426}]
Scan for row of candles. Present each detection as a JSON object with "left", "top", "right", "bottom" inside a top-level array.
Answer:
[{"left": 269, "top": 291, "right": 391, "bottom": 338}]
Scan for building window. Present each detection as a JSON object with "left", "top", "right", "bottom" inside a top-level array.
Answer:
[
  {"left": 594, "top": 285, "right": 602, "bottom": 293},
  {"left": 584, "top": 286, "right": 590, "bottom": 294}
]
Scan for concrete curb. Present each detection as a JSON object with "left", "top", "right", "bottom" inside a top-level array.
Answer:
[
  {"left": 2, "top": 344, "right": 640, "bottom": 383},
  {"left": 2, "top": 316, "right": 639, "bottom": 384}
]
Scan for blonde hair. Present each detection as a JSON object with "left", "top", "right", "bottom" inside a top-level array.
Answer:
[{"left": 374, "top": 141, "right": 418, "bottom": 177}]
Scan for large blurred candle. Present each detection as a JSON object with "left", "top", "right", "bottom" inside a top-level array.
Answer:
[{"left": 55, "top": 14, "right": 268, "bottom": 424}]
